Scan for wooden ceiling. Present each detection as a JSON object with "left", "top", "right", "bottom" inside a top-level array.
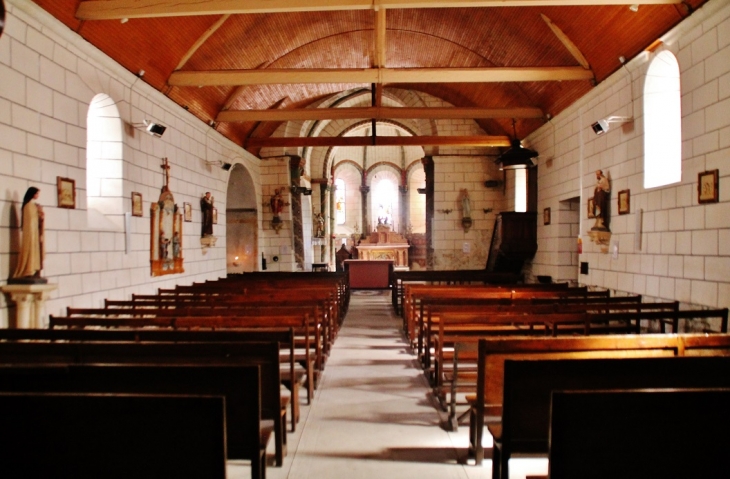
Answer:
[{"left": 32, "top": 0, "right": 704, "bottom": 156}]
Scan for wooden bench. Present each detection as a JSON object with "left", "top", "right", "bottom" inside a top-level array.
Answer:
[
  {"left": 470, "top": 333, "right": 730, "bottom": 467},
  {"left": 548, "top": 387, "right": 730, "bottom": 479},
  {"left": 0, "top": 364, "right": 268, "bottom": 479},
  {"left": 0, "top": 327, "right": 306, "bottom": 430},
  {"left": 0, "top": 340, "right": 288, "bottom": 468},
  {"left": 0, "top": 392, "right": 229, "bottom": 479}
]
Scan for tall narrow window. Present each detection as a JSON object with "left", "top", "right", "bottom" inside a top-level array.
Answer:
[
  {"left": 514, "top": 169, "right": 527, "bottom": 212},
  {"left": 644, "top": 51, "right": 681, "bottom": 188},
  {"left": 334, "top": 178, "right": 346, "bottom": 225}
]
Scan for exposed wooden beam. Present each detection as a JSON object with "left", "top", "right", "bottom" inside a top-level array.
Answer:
[
  {"left": 169, "top": 66, "right": 594, "bottom": 87},
  {"left": 218, "top": 106, "right": 543, "bottom": 122},
  {"left": 245, "top": 135, "right": 511, "bottom": 148},
  {"left": 175, "top": 14, "right": 230, "bottom": 71},
  {"left": 541, "top": 14, "right": 591, "bottom": 71},
  {"left": 77, "top": 0, "right": 682, "bottom": 21}
]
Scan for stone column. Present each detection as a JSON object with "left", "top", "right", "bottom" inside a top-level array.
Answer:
[{"left": 1, "top": 284, "right": 58, "bottom": 328}]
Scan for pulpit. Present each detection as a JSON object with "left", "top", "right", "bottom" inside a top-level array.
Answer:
[{"left": 356, "top": 224, "right": 409, "bottom": 269}]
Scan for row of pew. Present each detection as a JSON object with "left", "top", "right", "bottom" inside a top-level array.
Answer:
[
  {"left": 391, "top": 271, "right": 730, "bottom": 478},
  {"left": 0, "top": 271, "right": 349, "bottom": 479}
]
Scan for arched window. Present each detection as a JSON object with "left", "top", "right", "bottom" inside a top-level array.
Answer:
[
  {"left": 644, "top": 51, "right": 681, "bottom": 188},
  {"left": 334, "top": 178, "right": 346, "bottom": 225},
  {"left": 86, "top": 93, "right": 124, "bottom": 228},
  {"left": 514, "top": 169, "right": 527, "bottom": 212}
]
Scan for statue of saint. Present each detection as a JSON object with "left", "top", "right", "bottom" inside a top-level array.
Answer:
[
  {"left": 270, "top": 189, "right": 284, "bottom": 217},
  {"left": 461, "top": 189, "right": 472, "bottom": 218},
  {"left": 592, "top": 170, "right": 611, "bottom": 231},
  {"left": 200, "top": 192, "right": 214, "bottom": 237},
  {"left": 314, "top": 213, "right": 325, "bottom": 238},
  {"left": 13, "top": 187, "right": 45, "bottom": 279}
]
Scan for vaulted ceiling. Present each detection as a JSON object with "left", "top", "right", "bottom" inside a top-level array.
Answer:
[{"left": 32, "top": 0, "right": 705, "bottom": 157}]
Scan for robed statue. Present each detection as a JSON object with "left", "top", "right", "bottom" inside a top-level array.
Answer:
[{"left": 12, "top": 187, "right": 45, "bottom": 280}]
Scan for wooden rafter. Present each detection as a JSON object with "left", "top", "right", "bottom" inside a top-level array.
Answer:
[
  {"left": 217, "top": 106, "right": 544, "bottom": 122},
  {"left": 541, "top": 14, "right": 591, "bottom": 71},
  {"left": 374, "top": 7, "right": 387, "bottom": 68},
  {"left": 244, "top": 135, "right": 511, "bottom": 148},
  {"left": 175, "top": 14, "right": 230, "bottom": 71},
  {"left": 169, "top": 67, "right": 594, "bottom": 87},
  {"left": 77, "top": 0, "right": 682, "bottom": 20}
]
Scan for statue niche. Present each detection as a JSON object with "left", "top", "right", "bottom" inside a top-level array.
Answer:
[{"left": 150, "top": 158, "right": 184, "bottom": 276}]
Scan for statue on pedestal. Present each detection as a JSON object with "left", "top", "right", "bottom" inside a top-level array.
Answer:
[{"left": 11, "top": 187, "right": 46, "bottom": 283}]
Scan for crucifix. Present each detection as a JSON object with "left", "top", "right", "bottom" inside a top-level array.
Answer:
[{"left": 161, "top": 157, "right": 170, "bottom": 189}]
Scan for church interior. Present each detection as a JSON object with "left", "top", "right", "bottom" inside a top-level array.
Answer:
[{"left": 0, "top": 0, "right": 729, "bottom": 477}]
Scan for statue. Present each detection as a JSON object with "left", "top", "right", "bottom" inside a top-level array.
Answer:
[
  {"left": 270, "top": 189, "right": 284, "bottom": 217},
  {"left": 461, "top": 189, "right": 472, "bottom": 218},
  {"left": 592, "top": 170, "right": 611, "bottom": 231},
  {"left": 200, "top": 192, "right": 214, "bottom": 237},
  {"left": 314, "top": 213, "right": 325, "bottom": 238},
  {"left": 12, "top": 187, "right": 45, "bottom": 280}
]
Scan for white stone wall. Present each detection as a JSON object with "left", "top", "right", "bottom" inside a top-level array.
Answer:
[
  {"left": 0, "top": 0, "right": 261, "bottom": 326},
  {"left": 527, "top": 0, "right": 730, "bottom": 309}
]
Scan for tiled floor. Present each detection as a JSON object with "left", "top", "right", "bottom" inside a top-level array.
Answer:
[{"left": 228, "top": 291, "right": 548, "bottom": 479}]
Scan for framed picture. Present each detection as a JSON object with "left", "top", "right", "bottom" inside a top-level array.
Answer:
[
  {"left": 618, "top": 189, "right": 630, "bottom": 215},
  {"left": 543, "top": 207, "right": 551, "bottom": 225},
  {"left": 698, "top": 169, "right": 719, "bottom": 204},
  {"left": 183, "top": 202, "right": 192, "bottom": 222},
  {"left": 587, "top": 198, "right": 595, "bottom": 218},
  {"left": 131, "top": 192, "right": 143, "bottom": 217},
  {"left": 56, "top": 177, "right": 76, "bottom": 209},
  {"left": 212, "top": 207, "right": 218, "bottom": 224}
]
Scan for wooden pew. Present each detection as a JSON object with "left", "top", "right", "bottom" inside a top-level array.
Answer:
[
  {"left": 493, "top": 357, "right": 730, "bottom": 479},
  {"left": 0, "top": 327, "right": 305, "bottom": 430},
  {"left": 0, "top": 340, "right": 288, "bottom": 468},
  {"left": 548, "top": 388, "right": 730, "bottom": 479},
  {"left": 51, "top": 311, "right": 319, "bottom": 403},
  {"left": 469, "top": 333, "right": 730, "bottom": 467},
  {"left": 390, "top": 270, "right": 521, "bottom": 316},
  {"left": 0, "top": 393, "right": 228, "bottom": 479},
  {"left": 0, "top": 365, "right": 267, "bottom": 479}
]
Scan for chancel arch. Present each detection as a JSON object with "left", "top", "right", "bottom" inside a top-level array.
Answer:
[{"left": 226, "top": 162, "right": 258, "bottom": 273}]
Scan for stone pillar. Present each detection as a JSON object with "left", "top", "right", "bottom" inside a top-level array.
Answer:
[
  {"left": 422, "top": 156, "right": 435, "bottom": 269},
  {"left": 1, "top": 284, "right": 58, "bottom": 328}
]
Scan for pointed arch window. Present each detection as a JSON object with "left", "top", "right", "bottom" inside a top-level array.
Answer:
[{"left": 644, "top": 51, "right": 681, "bottom": 188}]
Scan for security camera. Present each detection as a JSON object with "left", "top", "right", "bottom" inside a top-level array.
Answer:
[
  {"left": 143, "top": 119, "right": 166, "bottom": 137},
  {"left": 592, "top": 119, "right": 610, "bottom": 135}
]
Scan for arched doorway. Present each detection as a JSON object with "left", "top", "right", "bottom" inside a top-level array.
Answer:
[{"left": 226, "top": 163, "right": 257, "bottom": 273}]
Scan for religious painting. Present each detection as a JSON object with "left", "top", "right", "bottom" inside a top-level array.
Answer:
[
  {"left": 183, "top": 202, "right": 192, "bottom": 222},
  {"left": 543, "top": 207, "right": 551, "bottom": 225},
  {"left": 57, "top": 177, "right": 76, "bottom": 209},
  {"left": 618, "top": 190, "right": 630, "bottom": 215},
  {"left": 698, "top": 170, "right": 719, "bottom": 204},
  {"left": 131, "top": 192, "right": 143, "bottom": 217},
  {"left": 587, "top": 198, "right": 595, "bottom": 218},
  {"left": 212, "top": 208, "right": 218, "bottom": 224}
]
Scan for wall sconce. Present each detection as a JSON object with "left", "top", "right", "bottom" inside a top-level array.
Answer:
[
  {"left": 484, "top": 180, "right": 503, "bottom": 188},
  {"left": 233, "top": 256, "right": 240, "bottom": 267}
]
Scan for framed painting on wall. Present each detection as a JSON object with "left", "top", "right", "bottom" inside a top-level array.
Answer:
[
  {"left": 698, "top": 170, "right": 719, "bottom": 204},
  {"left": 618, "top": 189, "right": 630, "bottom": 215},
  {"left": 183, "top": 202, "right": 192, "bottom": 222},
  {"left": 57, "top": 177, "right": 76, "bottom": 209},
  {"left": 543, "top": 207, "right": 551, "bottom": 225},
  {"left": 131, "top": 192, "right": 143, "bottom": 217}
]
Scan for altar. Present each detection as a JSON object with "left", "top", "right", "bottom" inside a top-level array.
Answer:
[{"left": 356, "top": 224, "right": 409, "bottom": 269}]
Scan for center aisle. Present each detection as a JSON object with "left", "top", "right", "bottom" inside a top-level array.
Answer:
[{"left": 229, "top": 290, "right": 547, "bottom": 479}]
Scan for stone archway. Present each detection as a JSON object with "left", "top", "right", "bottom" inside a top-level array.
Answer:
[{"left": 226, "top": 163, "right": 258, "bottom": 273}]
